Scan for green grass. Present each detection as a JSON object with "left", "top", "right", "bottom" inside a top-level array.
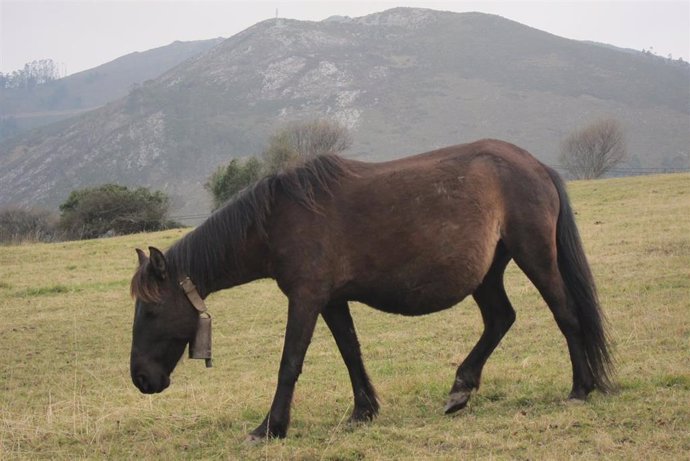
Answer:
[{"left": 1, "top": 174, "right": 689, "bottom": 460}]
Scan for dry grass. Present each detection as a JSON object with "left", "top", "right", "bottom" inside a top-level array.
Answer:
[{"left": 1, "top": 174, "right": 689, "bottom": 460}]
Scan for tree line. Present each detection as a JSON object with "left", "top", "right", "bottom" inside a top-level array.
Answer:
[
  {"left": 0, "top": 59, "right": 62, "bottom": 90},
  {"left": 0, "top": 116, "right": 626, "bottom": 244}
]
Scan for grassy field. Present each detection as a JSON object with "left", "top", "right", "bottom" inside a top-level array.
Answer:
[{"left": 1, "top": 173, "right": 689, "bottom": 460}]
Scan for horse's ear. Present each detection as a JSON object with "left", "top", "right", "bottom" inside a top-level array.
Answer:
[
  {"left": 148, "top": 246, "right": 167, "bottom": 280},
  {"left": 136, "top": 248, "right": 148, "bottom": 267}
]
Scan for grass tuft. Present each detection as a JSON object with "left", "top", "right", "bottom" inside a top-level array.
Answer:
[{"left": 16, "top": 284, "right": 74, "bottom": 297}]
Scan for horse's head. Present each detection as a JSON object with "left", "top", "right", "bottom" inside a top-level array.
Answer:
[{"left": 129, "top": 247, "right": 198, "bottom": 394}]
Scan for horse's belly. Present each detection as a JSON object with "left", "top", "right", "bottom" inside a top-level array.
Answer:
[{"left": 347, "top": 276, "right": 473, "bottom": 316}]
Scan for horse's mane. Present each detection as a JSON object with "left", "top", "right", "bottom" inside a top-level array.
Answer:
[{"left": 142, "top": 154, "right": 353, "bottom": 295}]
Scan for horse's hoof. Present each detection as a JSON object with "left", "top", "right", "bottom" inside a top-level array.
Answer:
[
  {"left": 246, "top": 420, "right": 287, "bottom": 441},
  {"left": 244, "top": 433, "right": 266, "bottom": 444},
  {"left": 565, "top": 397, "right": 586, "bottom": 405},
  {"left": 567, "top": 389, "right": 588, "bottom": 402},
  {"left": 350, "top": 406, "right": 378, "bottom": 423},
  {"left": 444, "top": 390, "right": 471, "bottom": 414}
]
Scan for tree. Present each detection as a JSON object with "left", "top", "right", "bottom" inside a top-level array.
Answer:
[
  {"left": 560, "top": 118, "right": 627, "bottom": 179},
  {"left": 206, "top": 118, "right": 352, "bottom": 208},
  {"left": 263, "top": 118, "right": 352, "bottom": 174},
  {"left": 205, "top": 157, "right": 263, "bottom": 210},
  {"left": 59, "top": 184, "right": 175, "bottom": 239},
  {"left": 0, "top": 59, "right": 61, "bottom": 90}
]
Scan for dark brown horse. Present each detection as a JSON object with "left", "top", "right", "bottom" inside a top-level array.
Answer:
[{"left": 130, "top": 139, "right": 614, "bottom": 440}]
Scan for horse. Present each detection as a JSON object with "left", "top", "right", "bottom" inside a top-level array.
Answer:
[{"left": 129, "top": 139, "right": 614, "bottom": 440}]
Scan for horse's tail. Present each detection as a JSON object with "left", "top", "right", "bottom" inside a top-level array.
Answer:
[{"left": 544, "top": 166, "right": 615, "bottom": 393}]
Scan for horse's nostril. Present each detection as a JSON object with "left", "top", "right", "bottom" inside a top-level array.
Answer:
[{"left": 135, "top": 374, "right": 150, "bottom": 392}]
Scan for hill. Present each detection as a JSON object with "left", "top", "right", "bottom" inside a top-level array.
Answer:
[
  {"left": 0, "top": 38, "right": 223, "bottom": 141},
  {"left": 0, "top": 7, "right": 688, "bottom": 218},
  {"left": 0, "top": 172, "right": 688, "bottom": 458}
]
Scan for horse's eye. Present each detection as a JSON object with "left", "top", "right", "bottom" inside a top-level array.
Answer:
[{"left": 136, "top": 302, "right": 158, "bottom": 320}]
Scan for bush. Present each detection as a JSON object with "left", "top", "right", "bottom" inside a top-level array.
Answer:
[
  {"left": 206, "top": 119, "right": 352, "bottom": 208},
  {"left": 205, "top": 157, "right": 263, "bottom": 210},
  {"left": 59, "top": 184, "right": 175, "bottom": 240},
  {"left": 263, "top": 118, "right": 353, "bottom": 174},
  {"left": 0, "top": 207, "right": 59, "bottom": 244}
]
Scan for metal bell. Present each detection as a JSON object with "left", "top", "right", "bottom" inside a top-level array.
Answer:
[{"left": 189, "top": 312, "right": 213, "bottom": 368}]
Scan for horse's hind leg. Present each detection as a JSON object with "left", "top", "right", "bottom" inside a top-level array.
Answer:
[
  {"left": 446, "top": 246, "right": 515, "bottom": 413},
  {"left": 509, "top": 236, "right": 596, "bottom": 400},
  {"left": 322, "top": 300, "right": 379, "bottom": 422}
]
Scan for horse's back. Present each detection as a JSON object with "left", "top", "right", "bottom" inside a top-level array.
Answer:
[{"left": 270, "top": 140, "right": 558, "bottom": 315}]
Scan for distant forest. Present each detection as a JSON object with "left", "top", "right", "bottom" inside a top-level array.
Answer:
[{"left": 0, "top": 59, "right": 62, "bottom": 89}]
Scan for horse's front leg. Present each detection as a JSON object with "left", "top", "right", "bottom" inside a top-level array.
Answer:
[
  {"left": 247, "top": 294, "right": 322, "bottom": 441},
  {"left": 321, "top": 300, "right": 379, "bottom": 422}
]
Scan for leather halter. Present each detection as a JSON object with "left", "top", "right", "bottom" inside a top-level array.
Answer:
[{"left": 179, "top": 277, "right": 207, "bottom": 313}]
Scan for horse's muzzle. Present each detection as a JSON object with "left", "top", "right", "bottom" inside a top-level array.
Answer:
[{"left": 132, "top": 370, "right": 170, "bottom": 394}]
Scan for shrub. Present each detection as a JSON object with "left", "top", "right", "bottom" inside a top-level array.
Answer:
[
  {"left": 59, "top": 184, "right": 174, "bottom": 240},
  {"left": 263, "top": 118, "right": 353, "bottom": 174},
  {"left": 205, "top": 157, "right": 263, "bottom": 210},
  {"left": 0, "top": 207, "right": 59, "bottom": 244},
  {"left": 206, "top": 119, "right": 352, "bottom": 208}
]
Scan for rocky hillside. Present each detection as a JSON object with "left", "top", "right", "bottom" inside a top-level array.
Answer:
[{"left": 1, "top": 8, "right": 688, "bottom": 219}]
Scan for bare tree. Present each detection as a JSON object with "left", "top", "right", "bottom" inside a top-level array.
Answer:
[
  {"left": 560, "top": 118, "right": 627, "bottom": 179},
  {"left": 205, "top": 119, "right": 353, "bottom": 207},
  {"left": 263, "top": 118, "right": 352, "bottom": 173},
  {"left": 288, "top": 118, "right": 353, "bottom": 158}
]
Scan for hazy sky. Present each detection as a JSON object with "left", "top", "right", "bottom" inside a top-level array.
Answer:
[{"left": 1, "top": 0, "right": 689, "bottom": 76}]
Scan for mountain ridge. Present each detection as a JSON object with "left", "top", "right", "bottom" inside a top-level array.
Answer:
[
  {"left": 1, "top": 7, "right": 687, "bottom": 218},
  {"left": 0, "top": 37, "right": 224, "bottom": 140}
]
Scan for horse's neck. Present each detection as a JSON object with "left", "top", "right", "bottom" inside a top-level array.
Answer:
[
  {"left": 214, "top": 230, "right": 270, "bottom": 292},
  {"left": 172, "top": 226, "right": 270, "bottom": 299}
]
